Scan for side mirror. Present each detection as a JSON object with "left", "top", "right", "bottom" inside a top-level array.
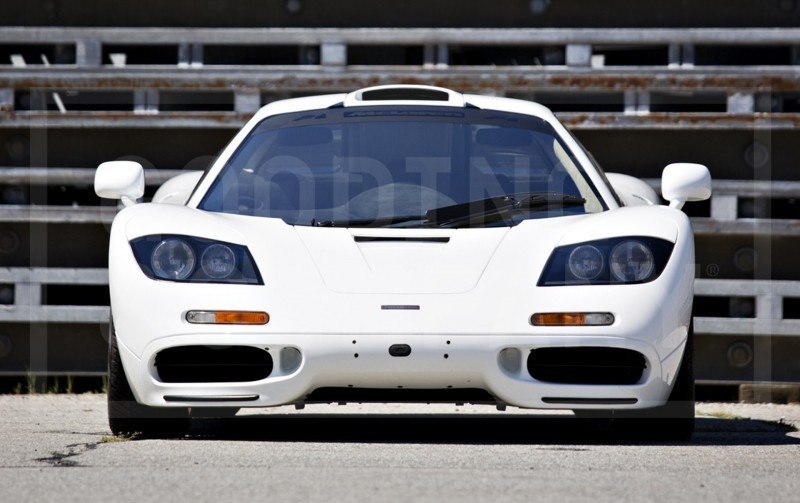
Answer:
[
  {"left": 661, "top": 163, "right": 711, "bottom": 210},
  {"left": 94, "top": 161, "right": 144, "bottom": 207}
]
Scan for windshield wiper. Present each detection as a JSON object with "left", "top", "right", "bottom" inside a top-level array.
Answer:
[
  {"left": 424, "top": 192, "right": 586, "bottom": 228},
  {"left": 312, "top": 214, "right": 427, "bottom": 227},
  {"left": 311, "top": 192, "right": 584, "bottom": 228}
]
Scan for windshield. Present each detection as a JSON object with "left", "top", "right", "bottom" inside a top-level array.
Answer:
[{"left": 199, "top": 106, "right": 606, "bottom": 227}]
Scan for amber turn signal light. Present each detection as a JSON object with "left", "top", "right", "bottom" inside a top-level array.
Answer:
[
  {"left": 531, "top": 312, "right": 614, "bottom": 326},
  {"left": 186, "top": 310, "right": 269, "bottom": 325}
]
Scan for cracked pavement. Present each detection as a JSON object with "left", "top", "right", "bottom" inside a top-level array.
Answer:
[{"left": 1, "top": 395, "right": 799, "bottom": 502}]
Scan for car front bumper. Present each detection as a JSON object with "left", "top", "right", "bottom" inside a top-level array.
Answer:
[{"left": 119, "top": 330, "right": 686, "bottom": 411}]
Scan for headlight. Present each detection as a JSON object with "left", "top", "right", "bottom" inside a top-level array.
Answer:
[
  {"left": 538, "top": 236, "right": 674, "bottom": 286},
  {"left": 567, "top": 245, "right": 604, "bottom": 280},
  {"left": 201, "top": 244, "right": 237, "bottom": 279},
  {"left": 609, "top": 240, "right": 654, "bottom": 282},
  {"left": 151, "top": 239, "right": 196, "bottom": 280},
  {"left": 130, "top": 235, "right": 262, "bottom": 284}
]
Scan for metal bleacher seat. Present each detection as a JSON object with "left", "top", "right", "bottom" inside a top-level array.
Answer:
[{"left": 0, "top": 4, "right": 798, "bottom": 388}]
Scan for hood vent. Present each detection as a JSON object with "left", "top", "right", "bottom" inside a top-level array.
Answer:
[{"left": 353, "top": 236, "right": 450, "bottom": 243}]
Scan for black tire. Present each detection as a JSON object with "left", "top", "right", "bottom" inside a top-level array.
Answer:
[
  {"left": 107, "top": 322, "right": 190, "bottom": 438},
  {"left": 612, "top": 325, "right": 695, "bottom": 441}
]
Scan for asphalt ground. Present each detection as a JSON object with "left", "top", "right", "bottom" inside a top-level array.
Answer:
[{"left": 1, "top": 395, "right": 798, "bottom": 502}]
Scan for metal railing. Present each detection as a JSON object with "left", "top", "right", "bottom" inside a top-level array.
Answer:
[
  {"left": 694, "top": 279, "right": 800, "bottom": 337},
  {"left": 2, "top": 27, "right": 800, "bottom": 118},
  {"left": 0, "top": 267, "right": 109, "bottom": 323},
  {"left": 2, "top": 27, "right": 800, "bottom": 69},
  {"left": 2, "top": 111, "right": 799, "bottom": 131},
  {"left": 1, "top": 25, "right": 798, "bottom": 381},
  {"left": 3, "top": 27, "right": 800, "bottom": 46}
]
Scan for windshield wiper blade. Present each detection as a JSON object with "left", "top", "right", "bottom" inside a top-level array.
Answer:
[
  {"left": 312, "top": 193, "right": 584, "bottom": 228},
  {"left": 312, "top": 214, "right": 426, "bottom": 228},
  {"left": 425, "top": 192, "right": 585, "bottom": 228}
]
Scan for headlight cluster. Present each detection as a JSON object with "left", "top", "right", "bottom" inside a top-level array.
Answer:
[
  {"left": 538, "top": 236, "right": 674, "bottom": 286},
  {"left": 130, "top": 235, "right": 262, "bottom": 284}
]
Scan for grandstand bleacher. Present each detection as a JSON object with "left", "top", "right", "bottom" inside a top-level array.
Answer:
[{"left": 0, "top": 1, "right": 798, "bottom": 393}]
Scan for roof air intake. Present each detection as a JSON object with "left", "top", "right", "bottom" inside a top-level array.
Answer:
[
  {"left": 344, "top": 85, "right": 465, "bottom": 107},
  {"left": 361, "top": 88, "right": 450, "bottom": 101}
]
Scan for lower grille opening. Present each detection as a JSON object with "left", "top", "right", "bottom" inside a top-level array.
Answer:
[
  {"left": 305, "top": 387, "right": 496, "bottom": 404},
  {"left": 527, "top": 347, "right": 646, "bottom": 385},
  {"left": 163, "top": 394, "right": 259, "bottom": 402},
  {"left": 155, "top": 345, "right": 273, "bottom": 383},
  {"left": 542, "top": 397, "right": 638, "bottom": 405}
]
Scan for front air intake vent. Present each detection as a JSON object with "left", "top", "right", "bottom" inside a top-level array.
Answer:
[
  {"left": 360, "top": 88, "right": 450, "bottom": 101},
  {"left": 155, "top": 345, "right": 273, "bottom": 383},
  {"left": 527, "top": 347, "right": 646, "bottom": 385}
]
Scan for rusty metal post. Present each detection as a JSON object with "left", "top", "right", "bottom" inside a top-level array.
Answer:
[
  {"left": 566, "top": 44, "right": 592, "bottom": 67},
  {"left": 710, "top": 194, "right": 738, "bottom": 220},
  {"left": 436, "top": 44, "right": 449, "bottom": 68},
  {"left": 76, "top": 38, "right": 101, "bottom": 67},
  {"left": 321, "top": 42, "right": 346, "bottom": 67},
  {"left": 133, "top": 89, "right": 159, "bottom": 114},
  {"left": 0, "top": 88, "right": 12, "bottom": 112},
  {"left": 681, "top": 43, "right": 694, "bottom": 67},
  {"left": 234, "top": 88, "right": 261, "bottom": 113},
  {"left": 668, "top": 44, "right": 681, "bottom": 67},
  {"left": 178, "top": 43, "right": 191, "bottom": 67},
  {"left": 728, "top": 92, "right": 755, "bottom": 113},
  {"left": 191, "top": 43, "right": 204, "bottom": 67}
]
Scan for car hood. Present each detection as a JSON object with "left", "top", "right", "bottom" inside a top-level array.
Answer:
[{"left": 293, "top": 226, "right": 510, "bottom": 294}]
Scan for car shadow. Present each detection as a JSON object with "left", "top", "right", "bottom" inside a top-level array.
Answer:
[{"left": 184, "top": 413, "right": 800, "bottom": 446}]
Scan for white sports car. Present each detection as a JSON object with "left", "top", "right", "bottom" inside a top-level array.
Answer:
[{"left": 95, "top": 85, "right": 711, "bottom": 439}]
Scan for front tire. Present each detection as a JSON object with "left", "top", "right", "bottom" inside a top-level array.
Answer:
[{"left": 107, "top": 322, "right": 190, "bottom": 438}]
